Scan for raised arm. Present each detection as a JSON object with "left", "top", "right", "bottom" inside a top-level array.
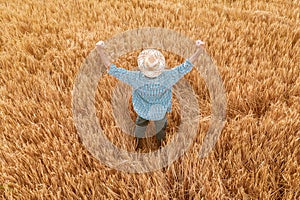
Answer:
[
  {"left": 95, "top": 41, "right": 112, "bottom": 70},
  {"left": 164, "top": 40, "right": 206, "bottom": 86},
  {"left": 188, "top": 40, "right": 205, "bottom": 64},
  {"left": 95, "top": 40, "right": 139, "bottom": 87}
]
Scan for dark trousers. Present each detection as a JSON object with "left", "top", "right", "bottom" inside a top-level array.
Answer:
[{"left": 134, "top": 115, "right": 167, "bottom": 141}]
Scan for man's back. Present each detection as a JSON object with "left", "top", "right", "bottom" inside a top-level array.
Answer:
[{"left": 108, "top": 60, "right": 193, "bottom": 120}]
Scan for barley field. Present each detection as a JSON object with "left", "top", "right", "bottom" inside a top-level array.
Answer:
[{"left": 1, "top": 0, "right": 300, "bottom": 199}]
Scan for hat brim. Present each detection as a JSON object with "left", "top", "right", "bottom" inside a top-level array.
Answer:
[{"left": 142, "top": 70, "right": 162, "bottom": 78}]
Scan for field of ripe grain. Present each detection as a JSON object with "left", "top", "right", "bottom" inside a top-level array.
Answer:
[{"left": 1, "top": 0, "right": 299, "bottom": 199}]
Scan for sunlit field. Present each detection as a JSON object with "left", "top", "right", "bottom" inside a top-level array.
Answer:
[{"left": 1, "top": 0, "right": 299, "bottom": 199}]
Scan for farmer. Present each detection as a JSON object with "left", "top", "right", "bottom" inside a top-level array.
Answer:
[{"left": 96, "top": 40, "right": 205, "bottom": 149}]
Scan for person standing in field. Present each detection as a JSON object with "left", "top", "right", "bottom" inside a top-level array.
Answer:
[{"left": 96, "top": 40, "right": 205, "bottom": 150}]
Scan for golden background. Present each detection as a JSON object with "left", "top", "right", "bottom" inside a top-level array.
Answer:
[{"left": 1, "top": 0, "right": 299, "bottom": 199}]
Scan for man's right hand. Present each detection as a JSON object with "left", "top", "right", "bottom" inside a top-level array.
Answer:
[
  {"left": 188, "top": 39, "right": 206, "bottom": 64},
  {"left": 196, "top": 40, "right": 205, "bottom": 50}
]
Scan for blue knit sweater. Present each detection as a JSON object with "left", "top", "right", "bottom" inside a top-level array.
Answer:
[{"left": 108, "top": 59, "right": 193, "bottom": 120}]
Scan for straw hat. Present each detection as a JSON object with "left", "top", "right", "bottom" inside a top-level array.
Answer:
[{"left": 137, "top": 49, "right": 165, "bottom": 78}]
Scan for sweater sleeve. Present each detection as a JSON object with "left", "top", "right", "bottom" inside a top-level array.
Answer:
[
  {"left": 171, "top": 59, "right": 193, "bottom": 74},
  {"left": 108, "top": 64, "right": 139, "bottom": 86},
  {"left": 165, "top": 59, "right": 194, "bottom": 86}
]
